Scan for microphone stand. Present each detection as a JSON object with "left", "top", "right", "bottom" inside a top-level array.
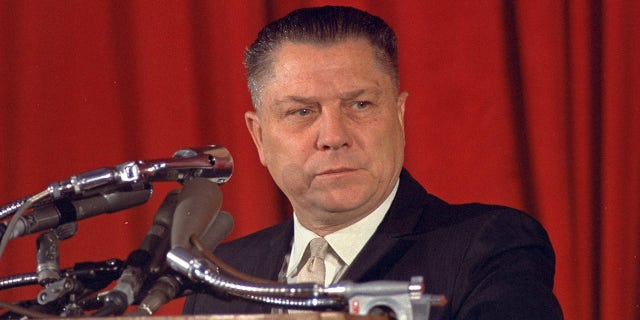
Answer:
[
  {"left": 0, "top": 198, "right": 127, "bottom": 318},
  {"left": 0, "top": 145, "right": 236, "bottom": 317},
  {"left": 0, "top": 259, "right": 125, "bottom": 318}
]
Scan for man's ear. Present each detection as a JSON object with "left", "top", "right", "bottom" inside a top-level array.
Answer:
[
  {"left": 245, "top": 110, "right": 267, "bottom": 166},
  {"left": 397, "top": 91, "right": 408, "bottom": 130}
]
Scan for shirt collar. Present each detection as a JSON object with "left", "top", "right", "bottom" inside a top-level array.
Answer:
[{"left": 287, "top": 180, "right": 399, "bottom": 276}]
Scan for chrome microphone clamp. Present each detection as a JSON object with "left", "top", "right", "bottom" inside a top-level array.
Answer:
[{"left": 341, "top": 277, "right": 447, "bottom": 320}]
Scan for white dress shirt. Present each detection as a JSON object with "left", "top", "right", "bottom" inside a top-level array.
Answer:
[{"left": 286, "top": 181, "right": 399, "bottom": 286}]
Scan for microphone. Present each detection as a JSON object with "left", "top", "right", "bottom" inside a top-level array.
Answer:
[
  {"left": 197, "top": 211, "right": 235, "bottom": 254},
  {"left": 95, "top": 177, "right": 223, "bottom": 316},
  {"left": 129, "top": 211, "right": 234, "bottom": 316},
  {"left": 1, "top": 188, "right": 152, "bottom": 240},
  {"left": 36, "top": 223, "right": 79, "bottom": 285},
  {"left": 171, "top": 178, "right": 223, "bottom": 250},
  {"left": 92, "top": 189, "right": 179, "bottom": 317},
  {"left": 31, "top": 145, "right": 233, "bottom": 210}
]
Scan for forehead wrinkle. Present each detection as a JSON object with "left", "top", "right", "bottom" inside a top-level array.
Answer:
[{"left": 273, "top": 95, "right": 318, "bottom": 106}]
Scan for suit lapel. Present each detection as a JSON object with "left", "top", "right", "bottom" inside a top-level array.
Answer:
[
  {"left": 241, "top": 221, "right": 294, "bottom": 314},
  {"left": 263, "top": 221, "right": 294, "bottom": 281},
  {"left": 342, "top": 169, "right": 428, "bottom": 281}
]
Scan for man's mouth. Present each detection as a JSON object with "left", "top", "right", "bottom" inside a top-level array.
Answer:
[{"left": 317, "top": 168, "right": 357, "bottom": 176}]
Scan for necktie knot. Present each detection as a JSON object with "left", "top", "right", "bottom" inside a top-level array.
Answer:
[
  {"left": 308, "top": 237, "right": 329, "bottom": 259},
  {"left": 297, "top": 237, "right": 329, "bottom": 285}
]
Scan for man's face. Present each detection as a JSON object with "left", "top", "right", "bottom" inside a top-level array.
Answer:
[{"left": 245, "top": 38, "right": 408, "bottom": 234}]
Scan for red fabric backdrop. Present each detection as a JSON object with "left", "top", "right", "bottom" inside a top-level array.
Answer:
[{"left": 0, "top": 1, "right": 638, "bottom": 319}]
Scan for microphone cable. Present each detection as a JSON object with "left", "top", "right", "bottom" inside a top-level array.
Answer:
[
  {"left": 190, "top": 234, "right": 278, "bottom": 285},
  {"left": 0, "top": 189, "right": 49, "bottom": 261}
]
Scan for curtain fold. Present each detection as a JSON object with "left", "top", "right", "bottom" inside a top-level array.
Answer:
[{"left": 0, "top": 1, "right": 637, "bottom": 319}]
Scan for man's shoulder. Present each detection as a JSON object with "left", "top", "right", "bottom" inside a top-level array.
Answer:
[
  {"left": 434, "top": 201, "right": 538, "bottom": 223},
  {"left": 397, "top": 169, "right": 545, "bottom": 235},
  {"left": 411, "top": 195, "right": 549, "bottom": 246}
]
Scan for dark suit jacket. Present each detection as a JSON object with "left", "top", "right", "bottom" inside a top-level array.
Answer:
[{"left": 183, "top": 169, "right": 563, "bottom": 319}]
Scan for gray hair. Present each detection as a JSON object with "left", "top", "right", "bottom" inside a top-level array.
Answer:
[{"left": 244, "top": 6, "right": 399, "bottom": 109}]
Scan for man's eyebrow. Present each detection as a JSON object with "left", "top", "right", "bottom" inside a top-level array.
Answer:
[
  {"left": 274, "top": 89, "right": 379, "bottom": 105},
  {"left": 338, "top": 89, "right": 367, "bottom": 100},
  {"left": 274, "top": 95, "right": 317, "bottom": 106}
]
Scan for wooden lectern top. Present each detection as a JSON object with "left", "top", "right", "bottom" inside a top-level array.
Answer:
[{"left": 113, "top": 313, "right": 387, "bottom": 320}]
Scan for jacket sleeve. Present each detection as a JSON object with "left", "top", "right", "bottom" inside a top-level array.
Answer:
[{"left": 452, "top": 209, "right": 563, "bottom": 320}]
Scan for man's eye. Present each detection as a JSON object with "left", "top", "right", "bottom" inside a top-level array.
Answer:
[
  {"left": 353, "top": 101, "right": 371, "bottom": 109},
  {"left": 287, "top": 108, "right": 312, "bottom": 117}
]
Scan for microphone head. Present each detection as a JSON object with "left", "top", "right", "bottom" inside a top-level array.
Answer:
[
  {"left": 171, "top": 178, "right": 222, "bottom": 249},
  {"left": 172, "top": 145, "right": 233, "bottom": 184},
  {"left": 198, "top": 211, "right": 234, "bottom": 251}
]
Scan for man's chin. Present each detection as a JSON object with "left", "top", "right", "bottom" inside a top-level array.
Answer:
[{"left": 311, "top": 193, "right": 371, "bottom": 214}]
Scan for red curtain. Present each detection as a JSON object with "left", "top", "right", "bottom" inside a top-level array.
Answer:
[{"left": 0, "top": 1, "right": 638, "bottom": 319}]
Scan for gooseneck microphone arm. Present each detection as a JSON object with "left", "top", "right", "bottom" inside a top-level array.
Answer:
[
  {"left": 167, "top": 246, "right": 447, "bottom": 319},
  {"left": 167, "top": 247, "right": 345, "bottom": 310}
]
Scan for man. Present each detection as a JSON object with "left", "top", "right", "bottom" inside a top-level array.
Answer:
[{"left": 184, "top": 6, "right": 563, "bottom": 319}]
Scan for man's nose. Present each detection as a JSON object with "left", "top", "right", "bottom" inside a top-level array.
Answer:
[{"left": 316, "top": 109, "right": 352, "bottom": 150}]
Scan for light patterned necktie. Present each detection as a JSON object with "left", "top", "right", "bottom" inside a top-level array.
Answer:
[{"left": 296, "top": 237, "right": 329, "bottom": 285}]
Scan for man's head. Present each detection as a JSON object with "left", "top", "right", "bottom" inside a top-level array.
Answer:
[
  {"left": 244, "top": 6, "right": 399, "bottom": 109},
  {"left": 244, "top": 6, "right": 407, "bottom": 236}
]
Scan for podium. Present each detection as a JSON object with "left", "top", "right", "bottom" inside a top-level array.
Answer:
[{"left": 97, "top": 313, "right": 386, "bottom": 320}]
